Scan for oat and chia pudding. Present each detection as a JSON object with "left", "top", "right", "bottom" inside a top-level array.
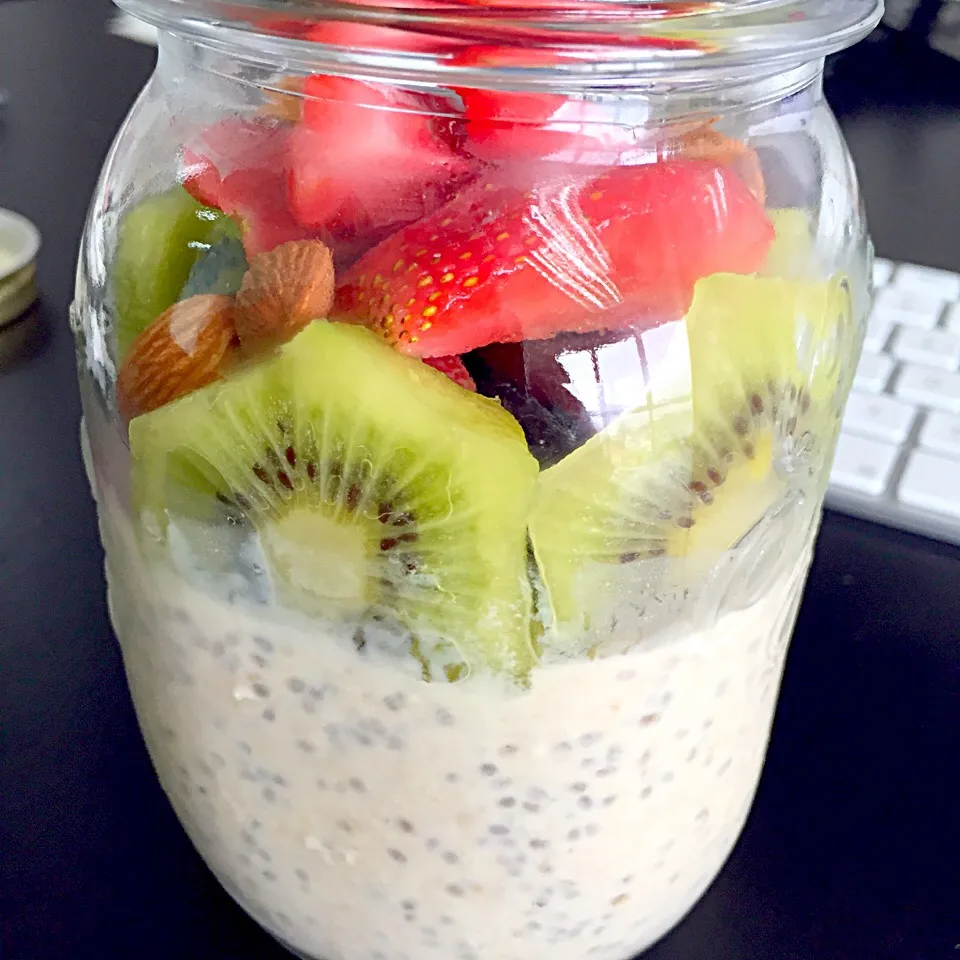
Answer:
[{"left": 92, "top": 440, "right": 813, "bottom": 960}]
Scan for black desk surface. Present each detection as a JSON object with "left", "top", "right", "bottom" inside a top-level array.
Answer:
[{"left": 1, "top": 3, "right": 958, "bottom": 957}]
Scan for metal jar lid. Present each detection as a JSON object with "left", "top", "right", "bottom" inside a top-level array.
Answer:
[{"left": 0, "top": 208, "right": 41, "bottom": 328}]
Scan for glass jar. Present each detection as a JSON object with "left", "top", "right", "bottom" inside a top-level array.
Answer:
[{"left": 74, "top": 2, "right": 880, "bottom": 958}]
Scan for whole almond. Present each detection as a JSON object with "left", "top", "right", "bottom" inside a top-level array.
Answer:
[
  {"left": 117, "top": 294, "right": 238, "bottom": 420},
  {"left": 233, "top": 239, "right": 335, "bottom": 358}
]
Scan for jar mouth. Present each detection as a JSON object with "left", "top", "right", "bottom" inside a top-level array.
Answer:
[{"left": 118, "top": 0, "right": 882, "bottom": 89}]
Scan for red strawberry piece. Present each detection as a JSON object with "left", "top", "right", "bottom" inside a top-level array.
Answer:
[
  {"left": 182, "top": 119, "right": 311, "bottom": 256},
  {"left": 287, "top": 75, "right": 476, "bottom": 246},
  {"left": 450, "top": 46, "right": 577, "bottom": 162},
  {"left": 307, "top": 20, "right": 464, "bottom": 55},
  {"left": 423, "top": 355, "right": 476, "bottom": 390},
  {"left": 333, "top": 159, "right": 774, "bottom": 357}
]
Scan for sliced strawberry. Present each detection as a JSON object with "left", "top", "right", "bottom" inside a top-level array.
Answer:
[
  {"left": 450, "top": 46, "right": 575, "bottom": 162},
  {"left": 307, "top": 20, "right": 462, "bottom": 54},
  {"left": 182, "top": 119, "right": 310, "bottom": 257},
  {"left": 423, "top": 355, "right": 476, "bottom": 390},
  {"left": 288, "top": 75, "right": 475, "bottom": 246},
  {"left": 334, "top": 159, "right": 774, "bottom": 357}
]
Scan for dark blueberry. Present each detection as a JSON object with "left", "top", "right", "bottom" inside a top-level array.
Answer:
[
  {"left": 529, "top": 839, "right": 548, "bottom": 850},
  {"left": 436, "top": 708, "right": 455, "bottom": 726},
  {"left": 262, "top": 869, "right": 277, "bottom": 882},
  {"left": 387, "top": 736, "right": 404, "bottom": 751},
  {"left": 238, "top": 741, "right": 252, "bottom": 756},
  {"left": 553, "top": 741, "right": 572, "bottom": 753},
  {"left": 251, "top": 654, "right": 267, "bottom": 669},
  {"left": 336, "top": 820, "right": 352, "bottom": 833},
  {"left": 480, "top": 763, "right": 497, "bottom": 776},
  {"left": 253, "top": 636, "right": 274, "bottom": 653},
  {"left": 445, "top": 773, "right": 460, "bottom": 784},
  {"left": 262, "top": 708, "right": 276, "bottom": 722},
  {"left": 577, "top": 796, "right": 593, "bottom": 810},
  {"left": 295, "top": 868, "right": 309, "bottom": 882},
  {"left": 296, "top": 739, "right": 315, "bottom": 754},
  {"left": 570, "top": 782, "right": 587, "bottom": 793},
  {"left": 388, "top": 849, "right": 407, "bottom": 863},
  {"left": 384, "top": 693, "right": 406, "bottom": 712},
  {"left": 499, "top": 797, "right": 516, "bottom": 808},
  {"left": 252, "top": 682, "right": 270, "bottom": 699},
  {"left": 446, "top": 884, "right": 465, "bottom": 897},
  {"left": 489, "top": 825, "right": 509, "bottom": 836},
  {"left": 287, "top": 677, "right": 306, "bottom": 693},
  {"left": 262, "top": 787, "right": 276, "bottom": 802},
  {"left": 442, "top": 851, "right": 458, "bottom": 865},
  {"left": 397, "top": 818, "right": 415, "bottom": 834},
  {"left": 349, "top": 777, "right": 366, "bottom": 793},
  {"left": 567, "top": 829, "right": 581, "bottom": 841}
]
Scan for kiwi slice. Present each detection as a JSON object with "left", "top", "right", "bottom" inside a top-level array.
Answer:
[
  {"left": 529, "top": 272, "right": 851, "bottom": 637},
  {"left": 113, "top": 187, "right": 238, "bottom": 358},
  {"left": 130, "top": 321, "right": 539, "bottom": 680}
]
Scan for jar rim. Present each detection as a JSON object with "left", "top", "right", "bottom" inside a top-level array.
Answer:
[{"left": 118, "top": 0, "right": 882, "bottom": 89}]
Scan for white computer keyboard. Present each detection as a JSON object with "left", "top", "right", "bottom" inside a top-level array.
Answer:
[{"left": 826, "top": 258, "right": 960, "bottom": 543}]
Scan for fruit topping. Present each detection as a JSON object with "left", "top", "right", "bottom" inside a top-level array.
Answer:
[
  {"left": 465, "top": 338, "right": 598, "bottom": 466},
  {"left": 423, "top": 355, "right": 476, "bottom": 390},
  {"left": 287, "top": 75, "right": 475, "bottom": 246},
  {"left": 528, "top": 273, "right": 851, "bottom": 641},
  {"left": 117, "top": 295, "right": 239, "bottom": 421},
  {"left": 234, "top": 239, "right": 335, "bottom": 358},
  {"left": 450, "top": 46, "right": 579, "bottom": 163},
  {"left": 183, "top": 118, "right": 311, "bottom": 257},
  {"left": 334, "top": 159, "right": 775, "bottom": 357},
  {"left": 130, "top": 321, "right": 539, "bottom": 679},
  {"left": 113, "top": 187, "right": 234, "bottom": 358}
]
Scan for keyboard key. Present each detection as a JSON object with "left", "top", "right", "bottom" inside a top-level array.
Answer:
[
  {"left": 842, "top": 392, "right": 917, "bottom": 444},
  {"left": 853, "top": 352, "right": 894, "bottom": 392},
  {"left": 893, "top": 263, "right": 960, "bottom": 301},
  {"left": 890, "top": 327, "right": 960, "bottom": 371},
  {"left": 872, "top": 287, "right": 946, "bottom": 330},
  {"left": 872, "top": 258, "right": 894, "bottom": 287},
  {"left": 894, "top": 364, "right": 960, "bottom": 413},
  {"left": 918, "top": 411, "right": 960, "bottom": 458},
  {"left": 943, "top": 302, "right": 960, "bottom": 334},
  {"left": 863, "top": 314, "right": 894, "bottom": 352},
  {"left": 898, "top": 450, "right": 960, "bottom": 519},
  {"left": 830, "top": 433, "right": 899, "bottom": 496}
]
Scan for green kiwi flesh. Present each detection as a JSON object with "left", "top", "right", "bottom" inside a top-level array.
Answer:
[
  {"left": 529, "top": 272, "right": 851, "bottom": 637},
  {"left": 113, "top": 187, "right": 240, "bottom": 359},
  {"left": 130, "top": 321, "right": 540, "bottom": 680}
]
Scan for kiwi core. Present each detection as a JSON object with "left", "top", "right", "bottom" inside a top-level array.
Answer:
[{"left": 261, "top": 508, "right": 372, "bottom": 616}]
